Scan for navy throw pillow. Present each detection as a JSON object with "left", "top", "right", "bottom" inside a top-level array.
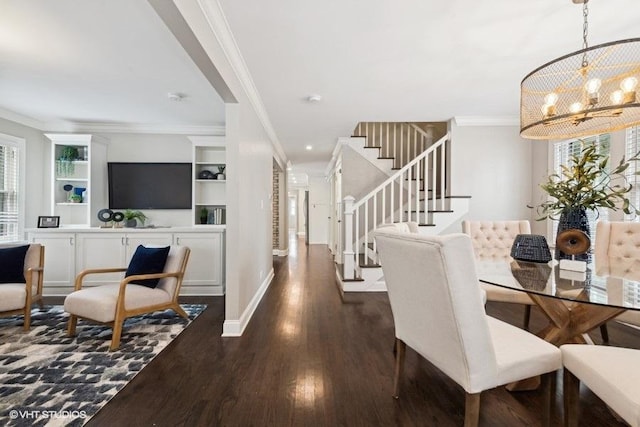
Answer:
[
  {"left": 125, "top": 245, "right": 170, "bottom": 288},
  {"left": 0, "top": 245, "right": 30, "bottom": 284}
]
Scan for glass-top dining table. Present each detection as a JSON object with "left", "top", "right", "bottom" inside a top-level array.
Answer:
[{"left": 476, "top": 256, "right": 640, "bottom": 346}]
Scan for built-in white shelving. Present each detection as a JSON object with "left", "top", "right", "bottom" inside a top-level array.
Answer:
[
  {"left": 190, "top": 136, "right": 226, "bottom": 227},
  {"left": 45, "top": 133, "right": 108, "bottom": 228}
]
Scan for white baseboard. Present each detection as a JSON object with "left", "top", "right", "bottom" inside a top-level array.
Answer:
[
  {"left": 272, "top": 248, "right": 289, "bottom": 257},
  {"left": 222, "top": 268, "right": 275, "bottom": 337}
]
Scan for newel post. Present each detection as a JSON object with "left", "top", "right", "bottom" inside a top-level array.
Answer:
[{"left": 343, "top": 196, "right": 356, "bottom": 280}]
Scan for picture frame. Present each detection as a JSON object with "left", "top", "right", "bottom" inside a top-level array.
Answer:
[{"left": 37, "top": 216, "right": 60, "bottom": 228}]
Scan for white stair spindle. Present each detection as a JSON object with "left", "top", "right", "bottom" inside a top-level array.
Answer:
[
  {"left": 432, "top": 149, "right": 437, "bottom": 210},
  {"left": 364, "top": 201, "right": 369, "bottom": 266},
  {"left": 423, "top": 156, "right": 428, "bottom": 219},
  {"left": 381, "top": 186, "right": 386, "bottom": 225},
  {"left": 390, "top": 179, "right": 395, "bottom": 223},
  {"left": 440, "top": 143, "right": 446, "bottom": 210},
  {"left": 415, "top": 163, "right": 419, "bottom": 224},
  {"left": 385, "top": 122, "right": 389, "bottom": 158}
]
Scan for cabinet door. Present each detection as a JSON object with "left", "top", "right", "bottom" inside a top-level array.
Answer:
[
  {"left": 124, "top": 233, "right": 174, "bottom": 264},
  {"left": 76, "top": 233, "right": 127, "bottom": 285},
  {"left": 29, "top": 233, "right": 76, "bottom": 295},
  {"left": 174, "top": 232, "right": 223, "bottom": 295}
]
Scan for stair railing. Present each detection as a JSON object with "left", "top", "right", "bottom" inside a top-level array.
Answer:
[
  {"left": 342, "top": 133, "right": 449, "bottom": 279},
  {"left": 355, "top": 122, "right": 434, "bottom": 169}
]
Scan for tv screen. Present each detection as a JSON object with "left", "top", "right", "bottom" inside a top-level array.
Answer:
[{"left": 108, "top": 163, "right": 192, "bottom": 209}]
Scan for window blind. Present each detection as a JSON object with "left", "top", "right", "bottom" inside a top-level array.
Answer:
[
  {"left": 0, "top": 143, "right": 20, "bottom": 242},
  {"left": 625, "top": 125, "right": 640, "bottom": 222},
  {"left": 551, "top": 134, "right": 610, "bottom": 247}
]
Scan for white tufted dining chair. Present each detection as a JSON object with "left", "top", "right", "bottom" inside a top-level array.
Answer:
[
  {"left": 373, "top": 230, "right": 561, "bottom": 427},
  {"left": 562, "top": 344, "right": 640, "bottom": 427},
  {"left": 595, "top": 220, "right": 640, "bottom": 331},
  {"left": 462, "top": 220, "right": 536, "bottom": 329}
]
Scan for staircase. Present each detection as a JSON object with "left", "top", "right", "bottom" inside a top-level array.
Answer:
[{"left": 337, "top": 122, "right": 470, "bottom": 291}]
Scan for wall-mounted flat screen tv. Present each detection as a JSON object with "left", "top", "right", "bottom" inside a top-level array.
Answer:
[{"left": 108, "top": 162, "right": 192, "bottom": 209}]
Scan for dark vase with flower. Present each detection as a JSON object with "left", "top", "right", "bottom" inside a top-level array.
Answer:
[{"left": 555, "top": 207, "right": 590, "bottom": 262}]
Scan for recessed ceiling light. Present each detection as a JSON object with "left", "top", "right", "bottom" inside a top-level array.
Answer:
[
  {"left": 305, "top": 145, "right": 313, "bottom": 150},
  {"left": 306, "top": 94, "right": 322, "bottom": 103},
  {"left": 167, "top": 92, "right": 185, "bottom": 102}
]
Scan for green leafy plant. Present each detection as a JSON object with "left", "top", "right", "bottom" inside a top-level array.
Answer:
[
  {"left": 123, "top": 209, "right": 147, "bottom": 226},
  {"left": 538, "top": 142, "right": 640, "bottom": 220},
  {"left": 59, "top": 146, "right": 80, "bottom": 161}
]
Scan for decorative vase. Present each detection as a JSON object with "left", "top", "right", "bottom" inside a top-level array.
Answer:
[
  {"left": 555, "top": 207, "right": 590, "bottom": 262},
  {"left": 126, "top": 219, "right": 137, "bottom": 228}
]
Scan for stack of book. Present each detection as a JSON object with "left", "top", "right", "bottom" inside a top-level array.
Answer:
[{"left": 207, "top": 207, "right": 225, "bottom": 225}]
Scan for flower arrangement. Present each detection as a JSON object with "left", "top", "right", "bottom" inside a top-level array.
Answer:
[{"left": 537, "top": 142, "right": 640, "bottom": 220}]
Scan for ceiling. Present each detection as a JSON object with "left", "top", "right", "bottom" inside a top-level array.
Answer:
[{"left": 1, "top": 0, "right": 639, "bottom": 176}]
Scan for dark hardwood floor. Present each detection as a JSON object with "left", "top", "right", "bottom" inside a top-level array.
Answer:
[{"left": 88, "top": 237, "right": 639, "bottom": 426}]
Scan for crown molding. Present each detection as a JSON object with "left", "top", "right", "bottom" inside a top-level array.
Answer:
[
  {"left": 43, "top": 122, "right": 225, "bottom": 135},
  {"left": 454, "top": 115, "right": 520, "bottom": 127},
  {"left": 195, "top": 0, "right": 288, "bottom": 165},
  {"left": 0, "top": 107, "right": 225, "bottom": 135},
  {"left": 0, "top": 108, "right": 45, "bottom": 130}
]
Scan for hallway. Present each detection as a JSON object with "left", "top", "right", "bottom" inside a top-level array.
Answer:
[{"left": 89, "top": 238, "right": 634, "bottom": 426}]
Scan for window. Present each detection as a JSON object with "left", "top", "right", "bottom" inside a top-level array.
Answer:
[
  {"left": 551, "top": 134, "right": 610, "bottom": 245},
  {"left": 625, "top": 125, "right": 640, "bottom": 221},
  {"left": 0, "top": 134, "right": 25, "bottom": 242}
]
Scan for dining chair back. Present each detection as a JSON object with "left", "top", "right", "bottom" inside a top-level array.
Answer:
[
  {"left": 462, "top": 219, "right": 535, "bottom": 329},
  {"left": 374, "top": 229, "right": 561, "bottom": 426},
  {"left": 595, "top": 220, "right": 640, "bottom": 330}
]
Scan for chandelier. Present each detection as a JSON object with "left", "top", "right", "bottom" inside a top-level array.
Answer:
[{"left": 520, "top": 0, "right": 640, "bottom": 140}]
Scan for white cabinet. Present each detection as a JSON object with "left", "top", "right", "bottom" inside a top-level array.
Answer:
[
  {"left": 190, "top": 136, "right": 226, "bottom": 227},
  {"left": 76, "top": 233, "right": 173, "bottom": 286},
  {"left": 28, "top": 232, "right": 76, "bottom": 295},
  {"left": 175, "top": 232, "right": 224, "bottom": 294},
  {"left": 45, "top": 133, "right": 108, "bottom": 228},
  {"left": 28, "top": 229, "right": 224, "bottom": 296},
  {"left": 124, "top": 234, "right": 174, "bottom": 263}
]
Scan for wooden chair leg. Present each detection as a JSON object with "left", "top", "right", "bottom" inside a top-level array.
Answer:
[
  {"left": 110, "top": 321, "right": 123, "bottom": 351},
  {"left": 541, "top": 371, "right": 556, "bottom": 427},
  {"left": 599, "top": 323, "right": 609, "bottom": 343},
  {"left": 393, "top": 339, "right": 406, "bottom": 398},
  {"left": 173, "top": 304, "right": 189, "bottom": 319},
  {"left": 464, "top": 392, "right": 481, "bottom": 427},
  {"left": 23, "top": 308, "right": 31, "bottom": 331},
  {"left": 563, "top": 368, "right": 580, "bottom": 427},
  {"left": 67, "top": 314, "right": 78, "bottom": 336},
  {"left": 523, "top": 305, "right": 532, "bottom": 331}
]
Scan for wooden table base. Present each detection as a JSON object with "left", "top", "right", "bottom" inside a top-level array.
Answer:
[{"left": 506, "top": 293, "right": 625, "bottom": 392}]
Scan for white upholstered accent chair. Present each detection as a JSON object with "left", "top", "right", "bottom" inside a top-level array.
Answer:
[
  {"left": 562, "top": 344, "right": 640, "bottom": 427},
  {"left": 595, "top": 220, "right": 640, "bottom": 331},
  {"left": 373, "top": 230, "right": 561, "bottom": 427},
  {"left": 462, "top": 220, "right": 536, "bottom": 329},
  {"left": 0, "top": 244, "right": 44, "bottom": 331},
  {"left": 64, "top": 245, "right": 190, "bottom": 351}
]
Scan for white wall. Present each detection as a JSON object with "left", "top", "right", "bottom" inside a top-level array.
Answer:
[
  {"left": 175, "top": 0, "right": 282, "bottom": 336},
  {"left": 105, "top": 133, "right": 193, "bottom": 227},
  {"left": 446, "top": 122, "right": 534, "bottom": 233},
  {"left": 309, "top": 175, "right": 330, "bottom": 244}
]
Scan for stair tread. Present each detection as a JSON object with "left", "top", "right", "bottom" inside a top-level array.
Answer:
[
  {"left": 363, "top": 146, "right": 382, "bottom": 149},
  {"left": 377, "top": 157, "right": 394, "bottom": 160},
  {"left": 335, "top": 263, "right": 365, "bottom": 282}
]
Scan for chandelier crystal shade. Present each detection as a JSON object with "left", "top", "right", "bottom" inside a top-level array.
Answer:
[{"left": 520, "top": 1, "right": 640, "bottom": 140}]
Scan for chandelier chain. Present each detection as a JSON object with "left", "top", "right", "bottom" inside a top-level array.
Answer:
[{"left": 581, "top": 0, "right": 589, "bottom": 68}]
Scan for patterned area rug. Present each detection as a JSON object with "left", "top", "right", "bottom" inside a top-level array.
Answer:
[{"left": 0, "top": 304, "right": 206, "bottom": 427}]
